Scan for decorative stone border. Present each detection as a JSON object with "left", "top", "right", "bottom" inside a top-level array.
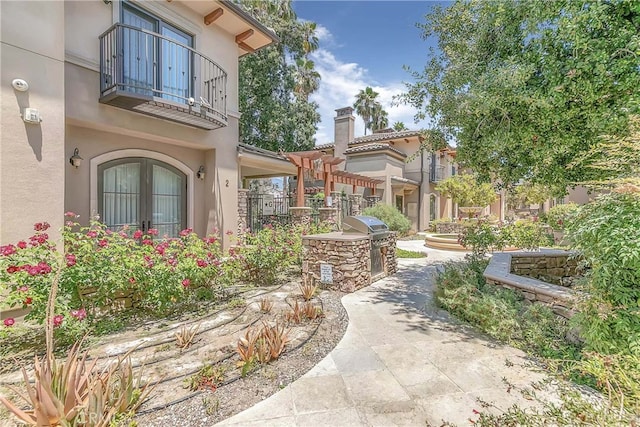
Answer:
[{"left": 483, "top": 250, "right": 577, "bottom": 318}]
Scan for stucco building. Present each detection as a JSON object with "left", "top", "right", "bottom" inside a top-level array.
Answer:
[
  {"left": 311, "top": 107, "right": 464, "bottom": 231},
  {"left": 1, "top": 0, "right": 275, "bottom": 248}
]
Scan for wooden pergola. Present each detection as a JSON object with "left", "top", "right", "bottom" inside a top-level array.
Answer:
[{"left": 286, "top": 151, "right": 383, "bottom": 207}]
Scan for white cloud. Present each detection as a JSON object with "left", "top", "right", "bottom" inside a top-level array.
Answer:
[{"left": 309, "top": 47, "right": 429, "bottom": 145}]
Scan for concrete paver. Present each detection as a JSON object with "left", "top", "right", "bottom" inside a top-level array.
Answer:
[{"left": 217, "top": 248, "right": 546, "bottom": 426}]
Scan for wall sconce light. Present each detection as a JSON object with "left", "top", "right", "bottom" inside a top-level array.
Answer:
[
  {"left": 197, "top": 165, "right": 205, "bottom": 180},
  {"left": 69, "top": 148, "right": 83, "bottom": 168}
]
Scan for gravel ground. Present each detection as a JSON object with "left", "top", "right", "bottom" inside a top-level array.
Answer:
[{"left": 134, "top": 288, "right": 348, "bottom": 426}]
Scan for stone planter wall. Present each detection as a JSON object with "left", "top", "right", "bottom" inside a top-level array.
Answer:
[
  {"left": 484, "top": 251, "right": 578, "bottom": 318},
  {"left": 302, "top": 231, "right": 397, "bottom": 293},
  {"left": 510, "top": 252, "right": 579, "bottom": 286},
  {"left": 435, "top": 222, "right": 467, "bottom": 234}
]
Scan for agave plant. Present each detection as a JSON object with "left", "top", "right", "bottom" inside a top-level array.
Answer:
[
  {"left": 0, "top": 259, "right": 157, "bottom": 426},
  {"left": 175, "top": 323, "right": 200, "bottom": 349}
]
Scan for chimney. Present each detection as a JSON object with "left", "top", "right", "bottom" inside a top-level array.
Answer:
[{"left": 334, "top": 107, "right": 355, "bottom": 162}]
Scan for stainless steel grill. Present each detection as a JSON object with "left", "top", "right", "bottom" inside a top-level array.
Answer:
[{"left": 343, "top": 216, "right": 390, "bottom": 276}]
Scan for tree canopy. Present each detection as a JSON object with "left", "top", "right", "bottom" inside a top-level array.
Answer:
[
  {"left": 400, "top": 0, "right": 640, "bottom": 194},
  {"left": 238, "top": 0, "right": 321, "bottom": 152},
  {"left": 353, "top": 87, "right": 389, "bottom": 135},
  {"left": 436, "top": 174, "right": 497, "bottom": 208}
]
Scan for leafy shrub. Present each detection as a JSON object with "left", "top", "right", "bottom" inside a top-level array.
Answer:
[
  {"left": 435, "top": 262, "right": 579, "bottom": 359},
  {"left": 459, "top": 220, "right": 504, "bottom": 257},
  {"left": 566, "top": 189, "right": 640, "bottom": 355},
  {"left": 0, "top": 215, "right": 224, "bottom": 326},
  {"left": 500, "top": 220, "right": 554, "bottom": 250},
  {"left": 362, "top": 204, "right": 411, "bottom": 235},
  {"left": 542, "top": 202, "right": 579, "bottom": 231}
]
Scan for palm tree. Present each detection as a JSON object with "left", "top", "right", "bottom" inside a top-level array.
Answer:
[
  {"left": 370, "top": 106, "right": 389, "bottom": 132},
  {"left": 294, "top": 58, "right": 320, "bottom": 100},
  {"left": 300, "top": 21, "right": 319, "bottom": 55},
  {"left": 393, "top": 121, "right": 408, "bottom": 131},
  {"left": 353, "top": 87, "right": 380, "bottom": 135}
]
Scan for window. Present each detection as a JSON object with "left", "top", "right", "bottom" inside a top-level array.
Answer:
[
  {"left": 122, "top": 2, "right": 194, "bottom": 103},
  {"left": 430, "top": 195, "right": 437, "bottom": 221},
  {"left": 395, "top": 195, "right": 404, "bottom": 213},
  {"left": 98, "top": 158, "right": 187, "bottom": 237}
]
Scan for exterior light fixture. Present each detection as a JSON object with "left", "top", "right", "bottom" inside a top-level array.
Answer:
[
  {"left": 69, "top": 148, "right": 83, "bottom": 168},
  {"left": 197, "top": 165, "right": 205, "bottom": 180}
]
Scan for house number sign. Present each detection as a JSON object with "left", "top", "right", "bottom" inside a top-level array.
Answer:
[
  {"left": 320, "top": 263, "right": 333, "bottom": 284},
  {"left": 263, "top": 194, "right": 274, "bottom": 215}
]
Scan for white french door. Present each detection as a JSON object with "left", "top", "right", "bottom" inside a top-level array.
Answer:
[{"left": 98, "top": 158, "right": 187, "bottom": 238}]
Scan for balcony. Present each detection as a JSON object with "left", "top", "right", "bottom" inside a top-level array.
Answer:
[
  {"left": 430, "top": 165, "right": 446, "bottom": 182},
  {"left": 99, "top": 24, "right": 227, "bottom": 130}
]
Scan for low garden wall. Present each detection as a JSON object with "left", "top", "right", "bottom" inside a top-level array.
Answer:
[
  {"left": 510, "top": 252, "right": 579, "bottom": 286},
  {"left": 302, "top": 232, "right": 397, "bottom": 293},
  {"left": 484, "top": 250, "right": 578, "bottom": 319},
  {"left": 435, "top": 222, "right": 467, "bottom": 234}
]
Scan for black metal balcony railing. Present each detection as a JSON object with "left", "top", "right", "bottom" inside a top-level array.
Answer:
[
  {"left": 99, "top": 24, "right": 227, "bottom": 130},
  {"left": 430, "top": 165, "right": 446, "bottom": 182}
]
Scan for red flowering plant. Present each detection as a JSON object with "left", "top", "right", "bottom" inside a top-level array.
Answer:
[{"left": 0, "top": 214, "right": 225, "bottom": 331}]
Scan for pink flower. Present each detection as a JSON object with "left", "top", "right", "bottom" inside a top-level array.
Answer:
[
  {"left": 155, "top": 246, "right": 165, "bottom": 256},
  {"left": 129, "top": 277, "right": 136, "bottom": 284},
  {"left": 6, "top": 265, "right": 19, "bottom": 274},
  {"left": 1, "top": 244, "right": 17, "bottom": 256},
  {"left": 37, "top": 261, "right": 52, "bottom": 274},
  {"left": 65, "top": 254, "right": 76, "bottom": 267},
  {"left": 98, "top": 239, "right": 108, "bottom": 247},
  {"left": 142, "top": 239, "right": 153, "bottom": 246},
  {"left": 119, "top": 231, "right": 128, "bottom": 238},
  {"left": 148, "top": 228, "right": 159, "bottom": 236},
  {"left": 64, "top": 211, "right": 77, "bottom": 218},
  {"left": 196, "top": 259, "right": 207, "bottom": 268},
  {"left": 52, "top": 315, "right": 64, "bottom": 327},
  {"left": 182, "top": 279, "right": 191, "bottom": 288},
  {"left": 4, "top": 318, "right": 15, "bottom": 327},
  {"left": 24, "top": 297, "right": 33, "bottom": 305},
  {"left": 34, "top": 222, "right": 50, "bottom": 231},
  {"left": 133, "top": 230, "right": 143, "bottom": 239},
  {"left": 18, "top": 286, "right": 29, "bottom": 292},
  {"left": 17, "top": 241, "right": 27, "bottom": 249},
  {"left": 66, "top": 221, "right": 75, "bottom": 227},
  {"left": 179, "top": 228, "right": 193, "bottom": 237},
  {"left": 86, "top": 231, "right": 98, "bottom": 238},
  {"left": 70, "top": 308, "right": 87, "bottom": 320},
  {"left": 225, "top": 230, "right": 234, "bottom": 235}
]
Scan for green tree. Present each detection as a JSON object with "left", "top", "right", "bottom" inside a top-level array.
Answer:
[
  {"left": 353, "top": 87, "right": 380, "bottom": 135},
  {"left": 507, "top": 182, "right": 552, "bottom": 210},
  {"left": 238, "top": 0, "right": 320, "bottom": 152},
  {"left": 400, "top": 0, "right": 640, "bottom": 193},
  {"left": 370, "top": 105, "right": 389, "bottom": 132},
  {"left": 392, "top": 121, "right": 408, "bottom": 132},
  {"left": 436, "top": 174, "right": 497, "bottom": 208}
]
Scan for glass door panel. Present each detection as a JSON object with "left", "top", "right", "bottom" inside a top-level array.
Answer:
[
  {"left": 160, "top": 26, "right": 192, "bottom": 102},
  {"left": 101, "top": 162, "right": 142, "bottom": 231},
  {"left": 151, "top": 163, "right": 185, "bottom": 238},
  {"left": 122, "top": 6, "right": 156, "bottom": 96}
]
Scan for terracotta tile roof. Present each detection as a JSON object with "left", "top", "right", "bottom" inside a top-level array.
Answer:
[
  {"left": 352, "top": 130, "right": 423, "bottom": 144},
  {"left": 313, "top": 143, "right": 335, "bottom": 151},
  {"left": 344, "top": 143, "right": 407, "bottom": 158},
  {"left": 312, "top": 130, "right": 422, "bottom": 151}
]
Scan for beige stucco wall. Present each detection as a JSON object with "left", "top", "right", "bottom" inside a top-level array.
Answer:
[
  {"left": 61, "top": 1, "right": 243, "bottom": 248},
  {"left": 0, "top": 1, "right": 65, "bottom": 245}
]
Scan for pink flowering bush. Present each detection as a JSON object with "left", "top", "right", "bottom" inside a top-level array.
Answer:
[
  {"left": 0, "top": 215, "right": 224, "bottom": 328},
  {"left": 225, "top": 222, "right": 331, "bottom": 286}
]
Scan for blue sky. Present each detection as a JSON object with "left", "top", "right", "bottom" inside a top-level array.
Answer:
[{"left": 292, "top": 1, "right": 448, "bottom": 145}]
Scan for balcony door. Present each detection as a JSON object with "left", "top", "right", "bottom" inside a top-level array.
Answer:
[
  {"left": 98, "top": 158, "right": 187, "bottom": 238},
  {"left": 122, "top": 2, "right": 193, "bottom": 102}
]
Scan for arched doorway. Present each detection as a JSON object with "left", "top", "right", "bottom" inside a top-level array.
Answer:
[{"left": 98, "top": 158, "right": 187, "bottom": 237}]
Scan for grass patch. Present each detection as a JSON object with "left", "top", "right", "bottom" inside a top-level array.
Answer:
[{"left": 396, "top": 248, "right": 427, "bottom": 258}]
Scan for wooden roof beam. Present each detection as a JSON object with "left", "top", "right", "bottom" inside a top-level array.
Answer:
[
  {"left": 238, "top": 41, "right": 255, "bottom": 53},
  {"left": 236, "top": 29, "right": 254, "bottom": 43},
  {"left": 204, "top": 8, "right": 224, "bottom": 25}
]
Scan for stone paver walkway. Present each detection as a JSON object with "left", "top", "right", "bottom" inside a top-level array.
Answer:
[{"left": 218, "top": 248, "right": 547, "bottom": 426}]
